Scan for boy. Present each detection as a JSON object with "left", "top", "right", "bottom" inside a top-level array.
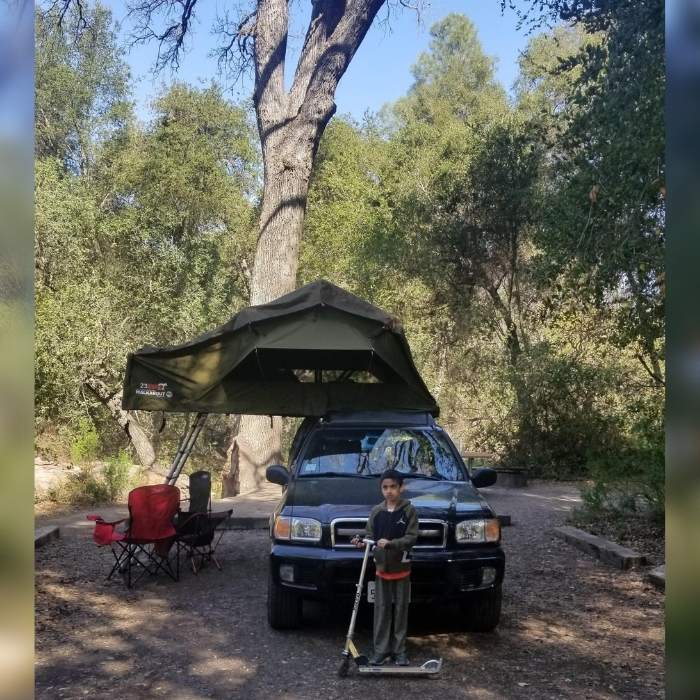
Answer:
[{"left": 353, "top": 468, "right": 418, "bottom": 666}]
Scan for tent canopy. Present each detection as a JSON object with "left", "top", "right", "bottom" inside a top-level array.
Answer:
[{"left": 122, "top": 279, "right": 438, "bottom": 417}]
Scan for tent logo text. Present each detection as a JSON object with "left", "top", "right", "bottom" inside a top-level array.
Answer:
[{"left": 136, "top": 382, "right": 173, "bottom": 399}]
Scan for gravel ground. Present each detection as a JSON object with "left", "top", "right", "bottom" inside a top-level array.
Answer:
[{"left": 35, "top": 482, "right": 664, "bottom": 699}]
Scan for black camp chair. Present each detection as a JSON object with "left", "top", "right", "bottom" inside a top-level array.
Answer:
[
  {"left": 176, "top": 471, "right": 232, "bottom": 574},
  {"left": 188, "top": 470, "right": 212, "bottom": 513}
]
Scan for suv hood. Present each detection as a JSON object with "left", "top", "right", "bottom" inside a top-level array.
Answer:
[{"left": 285, "top": 477, "right": 493, "bottom": 521}]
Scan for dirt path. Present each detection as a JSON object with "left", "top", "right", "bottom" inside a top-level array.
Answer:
[{"left": 35, "top": 482, "right": 664, "bottom": 699}]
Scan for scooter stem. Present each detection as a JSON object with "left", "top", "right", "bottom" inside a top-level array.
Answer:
[{"left": 345, "top": 538, "right": 374, "bottom": 647}]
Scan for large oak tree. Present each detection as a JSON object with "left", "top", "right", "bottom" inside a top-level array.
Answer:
[{"left": 123, "top": 0, "right": 421, "bottom": 493}]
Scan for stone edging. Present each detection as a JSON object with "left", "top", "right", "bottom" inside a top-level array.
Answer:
[
  {"left": 35, "top": 525, "right": 60, "bottom": 548},
  {"left": 552, "top": 525, "right": 647, "bottom": 570},
  {"left": 647, "top": 565, "right": 665, "bottom": 590},
  {"left": 222, "top": 516, "right": 270, "bottom": 530}
]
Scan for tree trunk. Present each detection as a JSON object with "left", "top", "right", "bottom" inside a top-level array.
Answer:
[
  {"left": 220, "top": 414, "right": 242, "bottom": 497},
  {"left": 250, "top": 148, "right": 313, "bottom": 304},
  {"left": 220, "top": 0, "right": 387, "bottom": 496},
  {"left": 83, "top": 376, "right": 159, "bottom": 472},
  {"left": 482, "top": 282, "right": 530, "bottom": 456},
  {"left": 225, "top": 141, "right": 312, "bottom": 494},
  {"left": 235, "top": 414, "right": 285, "bottom": 494}
]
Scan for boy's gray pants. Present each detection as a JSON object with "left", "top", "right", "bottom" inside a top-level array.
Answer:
[{"left": 373, "top": 576, "right": 410, "bottom": 657}]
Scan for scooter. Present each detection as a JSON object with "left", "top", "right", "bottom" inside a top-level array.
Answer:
[{"left": 337, "top": 538, "right": 443, "bottom": 677}]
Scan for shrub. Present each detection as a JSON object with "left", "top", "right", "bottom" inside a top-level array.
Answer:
[
  {"left": 47, "top": 464, "right": 111, "bottom": 505},
  {"left": 580, "top": 480, "right": 608, "bottom": 512},
  {"left": 584, "top": 398, "right": 665, "bottom": 519},
  {"left": 46, "top": 451, "right": 136, "bottom": 505},
  {"left": 103, "top": 450, "right": 133, "bottom": 501},
  {"left": 69, "top": 418, "right": 100, "bottom": 464},
  {"left": 490, "top": 344, "right": 622, "bottom": 478}
]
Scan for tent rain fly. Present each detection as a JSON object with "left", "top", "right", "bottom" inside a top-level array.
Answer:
[{"left": 122, "top": 279, "right": 438, "bottom": 418}]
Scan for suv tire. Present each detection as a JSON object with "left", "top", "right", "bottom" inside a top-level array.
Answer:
[
  {"left": 267, "top": 570, "right": 302, "bottom": 629},
  {"left": 462, "top": 584, "right": 502, "bottom": 632}
]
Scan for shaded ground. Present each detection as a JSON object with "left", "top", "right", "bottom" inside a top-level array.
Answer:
[{"left": 35, "top": 482, "right": 664, "bottom": 699}]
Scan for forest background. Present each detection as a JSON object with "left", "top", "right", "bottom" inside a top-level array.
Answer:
[{"left": 34, "top": 0, "right": 665, "bottom": 525}]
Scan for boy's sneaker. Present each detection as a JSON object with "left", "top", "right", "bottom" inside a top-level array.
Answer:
[
  {"left": 369, "top": 653, "right": 391, "bottom": 666},
  {"left": 394, "top": 653, "right": 410, "bottom": 666}
]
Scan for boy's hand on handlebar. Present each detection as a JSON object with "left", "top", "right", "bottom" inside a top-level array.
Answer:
[{"left": 351, "top": 536, "right": 364, "bottom": 548}]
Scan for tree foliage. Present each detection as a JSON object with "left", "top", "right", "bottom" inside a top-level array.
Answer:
[
  {"left": 516, "top": 0, "right": 665, "bottom": 382},
  {"left": 36, "top": 1, "right": 130, "bottom": 170},
  {"left": 302, "top": 10, "right": 664, "bottom": 505},
  {"left": 36, "top": 2, "right": 664, "bottom": 511},
  {"left": 35, "top": 3, "right": 257, "bottom": 465}
]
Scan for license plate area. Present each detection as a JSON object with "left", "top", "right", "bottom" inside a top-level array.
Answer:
[{"left": 367, "top": 580, "right": 411, "bottom": 604}]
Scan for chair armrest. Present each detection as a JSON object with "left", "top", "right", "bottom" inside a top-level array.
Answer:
[
  {"left": 88, "top": 515, "right": 128, "bottom": 545},
  {"left": 175, "top": 511, "right": 207, "bottom": 531},
  {"left": 87, "top": 514, "right": 127, "bottom": 526},
  {"left": 209, "top": 509, "right": 233, "bottom": 525}
]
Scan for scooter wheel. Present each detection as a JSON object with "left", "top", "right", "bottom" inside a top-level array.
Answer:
[{"left": 337, "top": 657, "right": 350, "bottom": 678}]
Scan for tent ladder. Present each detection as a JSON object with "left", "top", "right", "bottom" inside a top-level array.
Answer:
[{"left": 165, "top": 412, "right": 208, "bottom": 485}]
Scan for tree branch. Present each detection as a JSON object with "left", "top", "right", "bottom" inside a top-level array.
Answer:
[
  {"left": 41, "top": 0, "right": 83, "bottom": 27},
  {"left": 127, "top": 0, "right": 200, "bottom": 70},
  {"left": 214, "top": 8, "right": 257, "bottom": 81},
  {"left": 84, "top": 376, "right": 158, "bottom": 467},
  {"left": 289, "top": 0, "right": 386, "bottom": 123},
  {"left": 83, "top": 376, "right": 131, "bottom": 432},
  {"left": 40, "top": 0, "right": 89, "bottom": 37},
  {"left": 635, "top": 352, "right": 664, "bottom": 386},
  {"left": 288, "top": 0, "right": 343, "bottom": 114}
]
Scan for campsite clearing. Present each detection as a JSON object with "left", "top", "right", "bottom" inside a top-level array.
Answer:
[{"left": 35, "top": 482, "right": 664, "bottom": 699}]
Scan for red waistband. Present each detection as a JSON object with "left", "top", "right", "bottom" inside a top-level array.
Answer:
[{"left": 376, "top": 569, "right": 411, "bottom": 580}]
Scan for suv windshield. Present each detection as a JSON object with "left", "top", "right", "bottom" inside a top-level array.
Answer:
[{"left": 297, "top": 428, "right": 465, "bottom": 480}]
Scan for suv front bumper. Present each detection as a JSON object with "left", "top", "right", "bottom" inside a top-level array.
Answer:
[{"left": 270, "top": 543, "right": 505, "bottom": 604}]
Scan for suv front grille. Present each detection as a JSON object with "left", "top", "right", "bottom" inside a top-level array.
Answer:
[{"left": 331, "top": 518, "right": 447, "bottom": 549}]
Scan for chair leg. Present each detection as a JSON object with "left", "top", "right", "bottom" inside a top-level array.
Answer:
[
  {"left": 111, "top": 542, "right": 142, "bottom": 588},
  {"left": 177, "top": 541, "right": 184, "bottom": 575},
  {"left": 116, "top": 542, "right": 179, "bottom": 588},
  {"left": 107, "top": 545, "right": 128, "bottom": 581},
  {"left": 127, "top": 544, "right": 133, "bottom": 589},
  {"left": 208, "top": 526, "right": 228, "bottom": 572}
]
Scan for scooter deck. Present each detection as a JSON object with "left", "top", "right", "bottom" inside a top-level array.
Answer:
[{"left": 357, "top": 659, "right": 443, "bottom": 676}]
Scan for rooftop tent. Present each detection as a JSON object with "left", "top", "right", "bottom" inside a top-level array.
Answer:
[{"left": 122, "top": 280, "right": 439, "bottom": 417}]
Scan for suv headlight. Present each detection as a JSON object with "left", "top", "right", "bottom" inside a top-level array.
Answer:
[
  {"left": 273, "top": 515, "right": 322, "bottom": 543},
  {"left": 456, "top": 518, "right": 500, "bottom": 544}
]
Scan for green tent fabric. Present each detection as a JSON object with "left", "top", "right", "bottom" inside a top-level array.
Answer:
[{"left": 122, "top": 279, "right": 438, "bottom": 417}]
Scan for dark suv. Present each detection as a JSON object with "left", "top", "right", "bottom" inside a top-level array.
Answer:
[{"left": 265, "top": 411, "right": 504, "bottom": 631}]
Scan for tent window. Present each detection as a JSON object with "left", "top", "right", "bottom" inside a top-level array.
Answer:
[{"left": 292, "top": 369, "right": 380, "bottom": 383}]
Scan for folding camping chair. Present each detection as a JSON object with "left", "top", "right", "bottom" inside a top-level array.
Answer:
[
  {"left": 176, "top": 470, "right": 232, "bottom": 574},
  {"left": 88, "top": 484, "right": 180, "bottom": 588},
  {"left": 185, "top": 470, "right": 212, "bottom": 513}
]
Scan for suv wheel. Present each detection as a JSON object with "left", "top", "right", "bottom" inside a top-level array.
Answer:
[
  {"left": 462, "top": 584, "right": 502, "bottom": 632},
  {"left": 267, "top": 570, "right": 302, "bottom": 629}
]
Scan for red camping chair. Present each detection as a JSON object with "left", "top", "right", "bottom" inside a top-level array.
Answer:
[{"left": 88, "top": 484, "right": 180, "bottom": 588}]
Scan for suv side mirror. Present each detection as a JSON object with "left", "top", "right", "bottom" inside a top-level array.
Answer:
[
  {"left": 266, "top": 464, "right": 290, "bottom": 487},
  {"left": 471, "top": 467, "right": 497, "bottom": 489}
]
